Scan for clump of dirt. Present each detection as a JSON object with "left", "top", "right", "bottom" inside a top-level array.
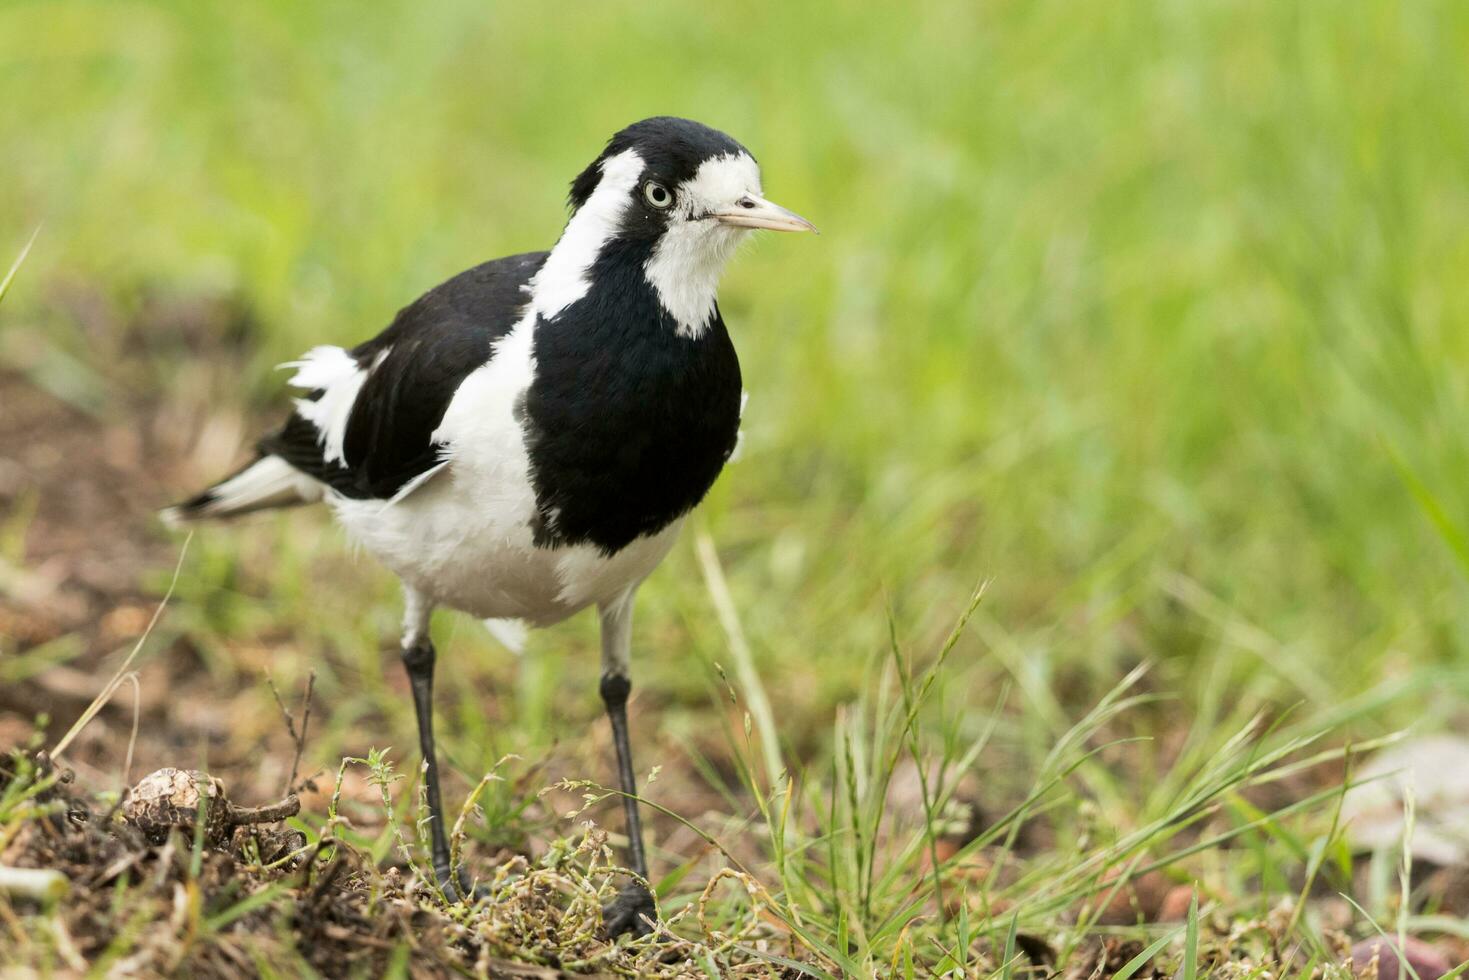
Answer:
[{"left": 120, "top": 767, "right": 301, "bottom": 846}]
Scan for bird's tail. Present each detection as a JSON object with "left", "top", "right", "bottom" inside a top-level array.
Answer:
[{"left": 161, "top": 455, "right": 322, "bottom": 526}]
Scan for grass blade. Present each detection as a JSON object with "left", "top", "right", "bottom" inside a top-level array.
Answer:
[
  {"left": 1112, "top": 929, "right": 1183, "bottom": 980},
  {"left": 0, "top": 226, "right": 39, "bottom": 305}
]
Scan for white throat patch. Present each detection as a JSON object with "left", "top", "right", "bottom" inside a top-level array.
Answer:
[
  {"left": 645, "top": 152, "right": 762, "bottom": 338},
  {"left": 530, "top": 148, "right": 645, "bottom": 321}
]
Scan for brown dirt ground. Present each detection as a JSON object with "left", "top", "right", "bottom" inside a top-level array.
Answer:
[
  {"left": 0, "top": 354, "right": 305, "bottom": 798},
  {"left": 4, "top": 293, "right": 1469, "bottom": 976}
]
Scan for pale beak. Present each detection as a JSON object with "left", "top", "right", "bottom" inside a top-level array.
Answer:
[{"left": 710, "top": 194, "right": 818, "bottom": 233}]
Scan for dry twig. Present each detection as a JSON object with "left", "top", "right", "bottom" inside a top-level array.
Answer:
[{"left": 266, "top": 669, "right": 317, "bottom": 797}]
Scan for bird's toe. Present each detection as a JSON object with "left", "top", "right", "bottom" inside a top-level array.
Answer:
[
  {"left": 601, "top": 881, "right": 657, "bottom": 939},
  {"left": 433, "top": 864, "right": 485, "bottom": 903}
]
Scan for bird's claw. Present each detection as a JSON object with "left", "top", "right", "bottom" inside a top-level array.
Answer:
[
  {"left": 602, "top": 880, "right": 658, "bottom": 939},
  {"left": 433, "top": 864, "right": 487, "bottom": 903}
]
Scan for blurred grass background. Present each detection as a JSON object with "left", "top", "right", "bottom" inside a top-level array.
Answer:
[{"left": 4, "top": 0, "right": 1469, "bottom": 911}]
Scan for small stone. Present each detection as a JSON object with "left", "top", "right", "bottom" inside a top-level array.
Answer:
[
  {"left": 1342, "top": 736, "right": 1469, "bottom": 866},
  {"left": 1093, "top": 869, "right": 1170, "bottom": 924},
  {"left": 1350, "top": 936, "right": 1451, "bottom": 980},
  {"left": 1157, "top": 885, "right": 1195, "bottom": 922}
]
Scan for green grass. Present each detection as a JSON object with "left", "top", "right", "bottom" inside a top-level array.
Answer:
[{"left": 4, "top": 0, "right": 1469, "bottom": 974}]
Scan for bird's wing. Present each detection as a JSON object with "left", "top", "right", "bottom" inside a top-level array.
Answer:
[{"left": 260, "top": 251, "right": 548, "bottom": 500}]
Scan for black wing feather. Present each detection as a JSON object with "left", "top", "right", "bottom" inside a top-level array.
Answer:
[{"left": 259, "top": 251, "right": 547, "bottom": 499}]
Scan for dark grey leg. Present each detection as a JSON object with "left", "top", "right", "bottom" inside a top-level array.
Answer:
[
  {"left": 600, "top": 673, "right": 648, "bottom": 876},
  {"left": 400, "top": 636, "right": 465, "bottom": 897},
  {"left": 598, "top": 595, "right": 657, "bottom": 938}
]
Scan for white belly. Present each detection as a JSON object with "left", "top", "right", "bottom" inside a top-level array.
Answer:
[
  {"left": 326, "top": 316, "right": 681, "bottom": 624},
  {"left": 332, "top": 478, "right": 680, "bottom": 624}
]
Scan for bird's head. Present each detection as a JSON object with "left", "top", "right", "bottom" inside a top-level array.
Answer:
[
  {"left": 567, "top": 117, "right": 816, "bottom": 239},
  {"left": 537, "top": 117, "right": 815, "bottom": 337}
]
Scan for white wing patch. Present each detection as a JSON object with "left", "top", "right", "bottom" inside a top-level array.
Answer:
[{"left": 282, "top": 345, "right": 388, "bottom": 466}]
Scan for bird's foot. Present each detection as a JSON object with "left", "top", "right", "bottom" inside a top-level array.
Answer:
[
  {"left": 602, "top": 880, "right": 658, "bottom": 939},
  {"left": 433, "top": 863, "right": 485, "bottom": 903}
]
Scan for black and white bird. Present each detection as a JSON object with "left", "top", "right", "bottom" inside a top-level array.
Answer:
[{"left": 162, "top": 117, "right": 815, "bottom": 937}]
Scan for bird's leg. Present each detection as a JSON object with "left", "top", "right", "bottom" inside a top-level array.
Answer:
[
  {"left": 597, "top": 593, "right": 657, "bottom": 939},
  {"left": 600, "top": 672, "right": 648, "bottom": 876},
  {"left": 399, "top": 590, "right": 467, "bottom": 898}
]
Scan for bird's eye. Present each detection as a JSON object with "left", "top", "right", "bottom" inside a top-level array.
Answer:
[{"left": 643, "top": 181, "right": 673, "bottom": 209}]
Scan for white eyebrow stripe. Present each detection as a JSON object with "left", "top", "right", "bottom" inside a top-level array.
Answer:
[{"left": 676, "top": 152, "right": 761, "bottom": 218}]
